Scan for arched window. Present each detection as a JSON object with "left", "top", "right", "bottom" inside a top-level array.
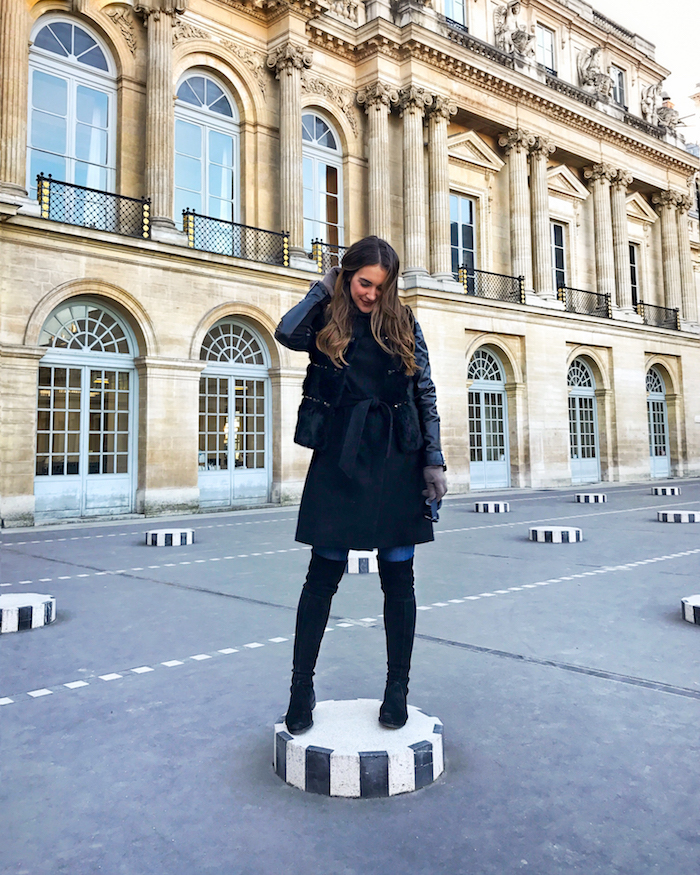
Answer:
[
  {"left": 467, "top": 348, "right": 509, "bottom": 489},
  {"left": 567, "top": 358, "right": 600, "bottom": 483},
  {"left": 174, "top": 73, "right": 239, "bottom": 226},
  {"left": 646, "top": 367, "right": 669, "bottom": 478},
  {"left": 198, "top": 320, "right": 270, "bottom": 507},
  {"left": 28, "top": 19, "right": 115, "bottom": 197},
  {"left": 302, "top": 112, "right": 343, "bottom": 250}
]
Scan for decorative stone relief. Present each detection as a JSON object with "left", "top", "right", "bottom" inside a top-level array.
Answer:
[
  {"left": 301, "top": 71, "right": 359, "bottom": 136},
  {"left": 610, "top": 169, "right": 633, "bottom": 190},
  {"left": 494, "top": 1, "right": 535, "bottom": 58},
  {"left": 356, "top": 82, "right": 399, "bottom": 112},
  {"left": 657, "top": 96, "right": 681, "bottom": 133},
  {"left": 641, "top": 82, "right": 662, "bottom": 125},
  {"left": 172, "top": 21, "right": 210, "bottom": 42},
  {"left": 498, "top": 128, "right": 535, "bottom": 154},
  {"left": 529, "top": 135, "right": 555, "bottom": 159},
  {"left": 221, "top": 40, "right": 268, "bottom": 96},
  {"left": 427, "top": 94, "right": 457, "bottom": 120},
  {"left": 266, "top": 43, "right": 313, "bottom": 78},
  {"left": 652, "top": 189, "right": 681, "bottom": 211},
  {"left": 576, "top": 47, "right": 613, "bottom": 101},
  {"left": 135, "top": 0, "right": 188, "bottom": 19},
  {"left": 106, "top": 8, "right": 138, "bottom": 55},
  {"left": 583, "top": 163, "right": 616, "bottom": 184},
  {"left": 398, "top": 85, "right": 432, "bottom": 116}
]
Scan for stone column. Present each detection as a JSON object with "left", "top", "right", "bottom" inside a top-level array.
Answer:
[
  {"left": 0, "top": 0, "right": 30, "bottom": 200},
  {"left": 610, "top": 169, "right": 634, "bottom": 310},
  {"left": 584, "top": 163, "right": 616, "bottom": 298},
  {"left": 267, "top": 43, "right": 312, "bottom": 254},
  {"left": 357, "top": 82, "right": 398, "bottom": 241},
  {"left": 426, "top": 95, "right": 457, "bottom": 281},
  {"left": 676, "top": 194, "right": 699, "bottom": 323},
  {"left": 528, "top": 136, "right": 555, "bottom": 296},
  {"left": 140, "top": 5, "right": 179, "bottom": 234},
  {"left": 652, "top": 190, "right": 682, "bottom": 312},
  {"left": 498, "top": 130, "right": 535, "bottom": 288},
  {"left": 399, "top": 86, "right": 432, "bottom": 277}
]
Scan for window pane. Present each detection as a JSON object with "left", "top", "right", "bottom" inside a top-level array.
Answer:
[
  {"left": 73, "top": 27, "right": 96, "bottom": 57},
  {"left": 32, "top": 110, "right": 67, "bottom": 153},
  {"left": 76, "top": 86, "right": 108, "bottom": 127},
  {"left": 209, "top": 164, "right": 232, "bottom": 200},
  {"left": 209, "top": 131, "right": 233, "bottom": 167},
  {"left": 325, "top": 165, "right": 338, "bottom": 195},
  {"left": 176, "top": 120, "right": 202, "bottom": 158},
  {"left": 34, "top": 25, "right": 70, "bottom": 57},
  {"left": 75, "top": 124, "right": 107, "bottom": 163},
  {"left": 32, "top": 70, "right": 68, "bottom": 115},
  {"left": 175, "top": 154, "right": 202, "bottom": 193},
  {"left": 77, "top": 44, "right": 108, "bottom": 71}
]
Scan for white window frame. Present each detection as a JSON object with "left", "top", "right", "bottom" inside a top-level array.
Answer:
[
  {"left": 445, "top": 0, "right": 466, "bottom": 27},
  {"left": 450, "top": 192, "right": 477, "bottom": 281},
  {"left": 302, "top": 112, "right": 344, "bottom": 251},
  {"left": 551, "top": 220, "right": 568, "bottom": 292},
  {"left": 174, "top": 73, "right": 240, "bottom": 228},
  {"left": 610, "top": 65, "right": 626, "bottom": 107},
  {"left": 535, "top": 24, "right": 556, "bottom": 73},
  {"left": 629, "top": 241, "right": 641, "bottom": 307},
  {"left": 27, "top": 17, "right": 117, "bottom": 197}
]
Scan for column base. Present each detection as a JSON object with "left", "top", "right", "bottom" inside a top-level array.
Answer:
[
  {"left": 0, "top": 183, "right": 30, "bottom": 219},
  {"left": 150, "top": 217, "right": 188, "bottom": 246},
  {"left": 431, "top": 273, "right": 464, "bottom": 294}
]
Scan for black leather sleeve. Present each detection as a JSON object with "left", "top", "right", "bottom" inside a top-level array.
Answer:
[
  {"left": 275, "top": 282, "right": 330, "bottom": 352},
  {"left": 413, "top": 320, "right": 445, "bottom": 468}
]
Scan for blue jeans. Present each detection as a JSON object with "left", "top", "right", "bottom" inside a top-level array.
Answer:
[{"left": 314, "top": 545, "right": 414, "bottom": 563}]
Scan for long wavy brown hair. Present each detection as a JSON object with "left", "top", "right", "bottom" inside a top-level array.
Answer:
[{"left": 316, "top": 236, "right": 417, "bottom": 375}]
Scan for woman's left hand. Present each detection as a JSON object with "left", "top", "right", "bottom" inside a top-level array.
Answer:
[{"left": 422, "top": 466, "right": 447, "bottom": 502}]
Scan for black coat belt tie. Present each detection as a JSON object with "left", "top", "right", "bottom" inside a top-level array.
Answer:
[{"left": 338, "top": 397, "right": 394, "bottom": 480}]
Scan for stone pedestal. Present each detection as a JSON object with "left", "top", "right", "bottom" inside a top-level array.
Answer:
[
  {"left": 274, "top": 699, "right": 444, "bottom": 797},
  {"left": 0, "top": 593, "right": 56, "bottom": 633}
]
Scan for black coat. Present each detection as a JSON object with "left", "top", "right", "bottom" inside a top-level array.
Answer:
[{"left": 275, "top": 282, "right": 445, "bottom": 550}]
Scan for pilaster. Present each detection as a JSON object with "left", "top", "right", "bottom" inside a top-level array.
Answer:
[
  {"left": 498, "top": 130, "right": 535, "bottom": 289},
  {"left": 357, "top": 82, "right": 398, "bottom": 242},
  {"left": 528, "top": 136, "right": 555, "bottom": 297},
  {"left": 584, "top": 164, "right": 616, "bottom": 299}
]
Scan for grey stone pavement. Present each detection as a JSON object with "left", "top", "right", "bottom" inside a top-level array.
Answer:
[{"left": 1, "top": 480, "right": 700, "bottom": 875}]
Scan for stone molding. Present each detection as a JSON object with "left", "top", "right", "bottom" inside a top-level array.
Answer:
[
  {"left": 267, "top": 43, "right": 313, "bottom": 78},
  {"left": 301, "top": 71, "right": 358, "bottom": 135}
]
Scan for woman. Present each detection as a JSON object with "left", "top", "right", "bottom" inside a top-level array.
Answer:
[{"left": 275, "top": 236, "right": 447, "bottom": 734}]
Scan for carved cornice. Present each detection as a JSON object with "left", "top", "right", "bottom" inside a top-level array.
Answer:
[
  {"left": 528, "top": 135, "right": 556, "bottom": 159},
  {"left": 498, "top": 129, "right": 535, "bottom": 154},
  {"left": 301, "top": 71, "right": 358, "bottom": 135},
  {"left": 584, "top": 163, "right": 616, "bottom": 184},
  {"left": 426, "top": 94, "right": 457, "bottom": 121},
  {"left": 610, "top": 169, "right": 634, "bottom": 190},
  {"left": 267, "top": 43, "right": 313, "bottom": 77},
  {"left": 105, "top": 8, "right": 138, "bottom": 55},
  {"left": 215, "top": 0, "right": 325, "bottom": 24},
  {"left": 356, "top": 81, "right": 399, "bottom": 112},
  {"left": 398, "top": 85, "right": 432, "bottom": 116}
]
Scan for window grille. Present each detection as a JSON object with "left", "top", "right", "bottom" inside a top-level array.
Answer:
[
  {"left": 200, "top": 322, "right": 265, "bottom": 365},
  {"left": 468, "top": 349, "right": 503, "bottom": 382},
  {"left": 39, "top": 303, "right": 131, "bottom": 354}
]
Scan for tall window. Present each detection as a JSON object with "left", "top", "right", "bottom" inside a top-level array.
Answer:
[
  {"left": 610, "top": 65, "right": 626, "bottom": 107},
  {"left": 174, "top": 74, "right": 239, "bottom": 226},
  {"left": 629, "top": 242, "right": 640, "bottom": 307},
  {"left": 445, "top": 0, "right": 466, "bottom": 26},
  {"left": 302, "top": 113, "right": 343, "bottom": 250},
  {"left": 28, "top": 20, "right": 115, "bottom": 197},
  {"left": 551, "top": 221, "right": 567, "bottom": 291},
  {"left": 535, "top": 24, "right": 556, "bottom": 73},
  {"left": 450, "top": 194, "right": 476, "bottom": 280}
]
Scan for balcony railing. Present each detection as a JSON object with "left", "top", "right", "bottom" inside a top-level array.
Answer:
[
  {"left": 558, "top": 286, "right": 612, "bottom": 318},
  {"left": 37, "top": 174, "right": 150, "bottom": 239},
  {"left": 636, "top": 301, "right": 680, "bottom": 330},
  {"left": 182, "top": 210, "right": 289, "bottom": 267},
  {"left": 311, "top": 239, "right": 348, "bottom": 274},
  {"left": 458, "top": 267, "right": 525, "bottom": 304}
]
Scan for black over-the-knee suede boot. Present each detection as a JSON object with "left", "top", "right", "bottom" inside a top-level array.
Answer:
[
  {"left": 286, "top": 551, "right": 347, "bottom": 734},
  {"left": 377, "top": 557, "right": 416, "bottom": 728}
]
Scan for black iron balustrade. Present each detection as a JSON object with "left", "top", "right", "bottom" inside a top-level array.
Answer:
[
  {"left": 635, "top": 301, "right": 680, "bottom": 330},
  {"left": 557, "top": 285, "right": 612, "bottom": 318},
  {"left": 458, "top": 267, "right": 525, "bottom": 304},
  {"left": 311, "top": 239, "right": 348, "bottom": 274},
  {"left": 37, "top": 173, "right": 150, "bottom": 239},
  {"left": 182, "top": 210, "right": 289, "bottom": 267}
]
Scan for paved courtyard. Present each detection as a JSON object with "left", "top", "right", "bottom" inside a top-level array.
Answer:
[{"left": 2, "top": 480, "right": 699, "bottom": 875}]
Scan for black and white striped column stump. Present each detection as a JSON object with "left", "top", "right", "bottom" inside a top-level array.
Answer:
[
  {"left": 145, "top": 528, "right": 195, "bottom": 547},
  {"left": 681, "top": 596, "right": 700, "bottom": 625},
  {"left": 346, "top": 550, "right": 378, "bottom": 574},
  {"left": 475, "top": 501, "right": 510, "bottom": 513},
  {"left": 657, "top": 510, "right": 698, "bottom": 524},
  {"left": 529, "top": 526, "right": 583, "bottom": 543},
  {"left": 274, "top": 699, "right": 444, "bottom": 797},
  {"left": 652, "top": 486, "right": 681, "bottom": 496},
  {"left": 0, "top": 593, "right": 56, "bottom": 634},
  {"left": 575, "top": 493, "right": 607, "bottom": 503}
]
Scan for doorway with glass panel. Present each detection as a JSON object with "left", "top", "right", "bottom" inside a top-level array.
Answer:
[
  {"left": 567, "top": 358, "right": 600, "bottom": 484},
  {"left": 467, "top": 348, "right": 510, "bottom": 489}
]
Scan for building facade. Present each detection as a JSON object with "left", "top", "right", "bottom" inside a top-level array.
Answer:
[{"left": 0, "top": 0, "right": 699, "bottom": 526}]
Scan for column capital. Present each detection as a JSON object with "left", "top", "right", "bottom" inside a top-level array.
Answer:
[
  {"left": 266, "top": 43, "right": 312, "bottom": 78},
  {"left": 398, "top": 85, "right": 432, "bottom": 117},
  {"left": 584, "top": 163, "right": 616, "bottom": 184},
  {"left": 610, "top": 169, "right": 633, "bottom": 190},
  {"left": 357, "top": 82, "right": 399, "bottom": 112},
  {"left": 652, "top": 189, "right": 682, "bottom": 211},
  {"left": 498, "top": 129, "right": 535, "bottom": 154},
  {"left": 528, "top": 135, "right": 555, "bottom": 159},
  {"left": 675, "top": 193, "right": 694, "bottom": 214},
  {"left": 135, "top": 0, "right": 187, "bottom": 21},
  {"left": 426, "top": 94, "right": 457, "bottom": 121}
]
